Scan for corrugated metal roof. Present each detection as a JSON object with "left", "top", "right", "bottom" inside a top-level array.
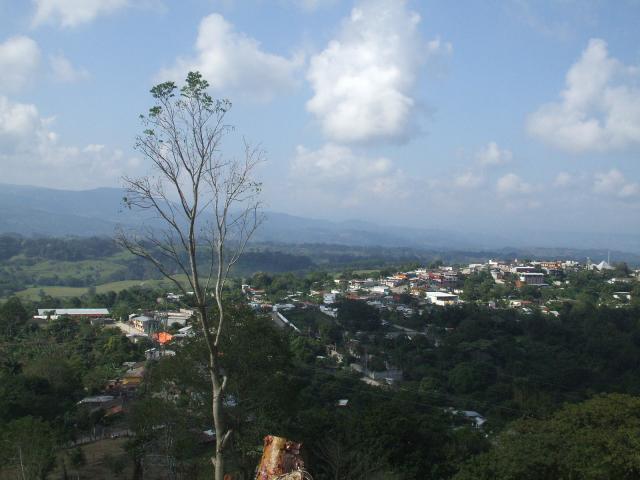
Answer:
[{"left": 37, "top": 308, "right": 110, "bottom": 316}]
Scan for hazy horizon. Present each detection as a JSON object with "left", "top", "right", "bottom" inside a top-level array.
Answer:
[{"left": 1, "top": 0, "right": 639, "bottom": 237}]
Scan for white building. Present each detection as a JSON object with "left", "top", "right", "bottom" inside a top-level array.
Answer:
[
  {"left": 323, "top": 293, "right": 338, "bottom": 304},
  {"left": 370, "top": 285, "right": 390, "bottom": 295},
  {"left": 426, "top": 292, "right": 459, "bottom": 306}
]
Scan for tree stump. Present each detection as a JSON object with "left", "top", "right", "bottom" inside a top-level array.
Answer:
[{"left": 255, "top": 435, "right": 307, "bottom": 480}]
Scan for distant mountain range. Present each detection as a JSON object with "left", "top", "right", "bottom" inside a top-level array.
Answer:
[{"left": 1, "top": 183, "right": 639, "bottom": 258}]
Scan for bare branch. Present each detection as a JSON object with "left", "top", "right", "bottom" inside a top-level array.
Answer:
[{"left": 120, "top": 72, "right": 262, "bottom": 480}]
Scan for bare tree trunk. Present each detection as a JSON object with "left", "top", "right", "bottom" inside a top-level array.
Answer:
[
  {"left": 213, "top": 375, "right": 224, "bottom": 479},
  {"left": 120, "top": 71, "right": 263, "bottom": 480}
]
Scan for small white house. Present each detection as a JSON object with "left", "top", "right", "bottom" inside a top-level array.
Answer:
[
  {"left": 426, "top": 292, "right": 459, "bottom": 306},
  {"left": 370, "top": 285, "right": 390, "bottom": 295}
]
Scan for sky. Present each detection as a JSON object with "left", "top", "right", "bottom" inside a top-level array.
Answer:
[{"left": 0, "top": 0, "right": 639, "bottom": 237}]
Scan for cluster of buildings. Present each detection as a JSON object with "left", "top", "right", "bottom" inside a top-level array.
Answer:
[{"left": 128, "top": 308, "right": 194, "bottom": 335}]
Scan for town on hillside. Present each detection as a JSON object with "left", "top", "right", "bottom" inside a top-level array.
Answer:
[{"left": 22, "top": 256, "right": 637, "bottom": 455}]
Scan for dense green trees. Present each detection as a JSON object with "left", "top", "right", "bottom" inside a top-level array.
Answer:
[
  {"left": 0, "top": 311, "right": 146, "bottom": 429},
  {"left": 455, "top": 394, "right": 640, "bottom": 480},
  {"left": 337, "top": 299, "right": 381, "bottom": 332},
  {"left": 1, "top": 263, "right": 640, "bottom": 478},
  {"left": 139, "top": 307, "right": 297, "bottom": 477},
  {"left": 0, "top": 416, "right": 57, "bottom": 480},
  {"left": 0, "top": 296, "right": 29, "bottom": 335}
]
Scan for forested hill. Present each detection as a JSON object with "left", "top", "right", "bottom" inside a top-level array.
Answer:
[
  {"left": 0, "top": 235, "right": 314, "bottom": 298},
  {"left": 1, "top": 235, "right": 639, "bottom": 299},
  {"left": 2, "top": 183, "right": 640, "bottom": 254}
]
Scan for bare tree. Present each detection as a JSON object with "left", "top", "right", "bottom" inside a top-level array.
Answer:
[{"left": 118, "top": 71, "right": 263, "bottom": 480}]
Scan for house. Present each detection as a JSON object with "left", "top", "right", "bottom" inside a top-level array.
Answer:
[
  {"left": 35, "top": 308, "right": 110, "bottom": 321},
  {"left": 450, "top": 409, "right": 487, "bottom": 428},
  {"left": 319, "top": 305, "right": 338, "bottom": 318},
  {"left": 121, "top": 364, "right": 145, "bottom": 389},
  {"left": 323, "top": 293, "right": 338, "bottom": 304},
  {"left": 382, "top": 275, "right": 407, "bottom": 288},
  {"left": 165, "top": 309, "right": 194, "bottom": 326},
  {"left": 613, "top": 292, "right": 632, "bottom": 301},
  {"left": 426, "top": 292, "right": 459, "bottom": 306},
  {"left": 512, "top": 266, "right": 536, "bottom": 274},
  {"left": 77, "top": 395, "right": 115, "bottom": 407},
  {"left": 273, "top": 303, "right": 295, "bottom": 312},
  {"left": 131, "top": 315, "right": 160, "bottom": 334},
  {"left": 349, "top": 279, "right": 376, "bottom": 292},
  {"left": 173, "top": 325, "right": 195, "bottom": 339},
  {"left": 517, "top": 272, "right": 545, "bottom": 286},
  {"left": 152, "top": 331, "right": 174, "bottom": 344},
  {"left": 442, "top": 272, "right": 459, "bottom": 286},
  {"left": 370, "top": 285, "right": 390, "bottom": 295},
  {"left": 490, "top": 270, "right": 504, "bottom": 282},
  {"left": 89, "top": 317, "right": 114, "bottom": 326},
  {"left": 145, "top": 348, "right": 176, "bottom": 360}
]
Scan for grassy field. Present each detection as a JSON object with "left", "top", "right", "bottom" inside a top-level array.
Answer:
[
  {"left": 14, "top": 277, "right": 189, "bottom": 301},
  {"left": 9, "top": 258, "right": 129, "bottom": 283},
  {"left": 52, "top": 438, "right": 132, "bottom": 480},
  {"left": 351, "top": 269, "right": 381, "bottom": 276}
]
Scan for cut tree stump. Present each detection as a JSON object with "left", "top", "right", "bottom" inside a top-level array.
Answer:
[{"left": 255, "top": 435, "right": 309, "bottom": 480}]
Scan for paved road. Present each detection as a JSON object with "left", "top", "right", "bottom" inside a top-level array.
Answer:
[
  {"left": 271, "top": 311, "right": 287, "bottom": 329},
  {"left": 389, "top": 323, "right": 427, "bottom": 336}
]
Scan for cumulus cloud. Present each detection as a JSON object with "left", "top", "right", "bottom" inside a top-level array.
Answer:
[
  {"left": 32, "top": 0, "right": 129, "bottom": 28},
  {"left": 49, "top": 53, "right": 89, "bottom": 83},
  {"left": 290, "top": 143, "right": 407, "bottom": 206},
  {"left": 447, "top": 142, "right": 512, "bottom": 192},
  {"left": 593, "top": 169, "right": 639, "bottom": 198},
  {"left": 306, "top": 0, "right": 445, "bottom": 144},
  {"left": 291, "top": 0, "right": 338, "bottom": 11},
  {"left": 554, "top": 171, "right": 574, "bottom": 187},
  {"left": 453, "top": 170, "right": 484, "bottom": 189},
  {"left": 476, "top": 141, "right": 513, "bottom": 166},
  {"left": 158, "top": 13, "right": 303, "bottom": 101},
  {"left": 527, "top": 38, "right": 640, "bottom": 153},
  {"left": 426, "top": 36, "right": 453, "bottom": 56},
  {"left": 0, "top": 36, "right": 41, "bottom": 93},
  {"left": 0, "top": 96, "right": 139, "bottom": 188},
  {"left": 496, "top": 173, "right": 533, "bottom": 196}
]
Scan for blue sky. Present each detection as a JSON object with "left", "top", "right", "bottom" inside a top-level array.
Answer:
[{"left": 0, "top": 0, "right": 639, "bottom": 237}]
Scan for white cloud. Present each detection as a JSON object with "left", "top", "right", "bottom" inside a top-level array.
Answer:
[
  {"left": 32, "top": 0, "right": 129, "bottom": 28},
  {"left": 453, "top": 170, "right": 484, "bottom": 189},
  {"left": 593, "top": 169, "right": 639, "bottom": 198},
  {"left": 527, "top": 38, "right": 640, "bottom": 153},
  {"left": 554, "top": 171, "right": 573, "bottom": 187},
  {"left": 291, "top": 0, "right": 338, "bottom": 11},
  {"left": 496, "top": 173, "right": 533, "bottom": 196},
  {"left": 290, "top": 143, "right": 407, "bottom": 206},
  {"left": 306, "top": 0, "right": 444, "bottom": 144},
  {"left": 49, "top": 53, "right": 89, "bottom": 83},
  {"left": 426, "top": 36, "right": 453, "bottom": 56},
  {"left": 0, "top": 96, "right": 138, "bottom": 188},
  {"left": 476, "top": 141, "right": 513, "bottom": 166},
  {"left": 448, "top": 142, "right": 512, "bottom": 191},
  {"left": 158, "top": 13, "right": 303, "bottom": 101},
  {"left": 0, "top": 36, "right": 41, "bottom": 93}
]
